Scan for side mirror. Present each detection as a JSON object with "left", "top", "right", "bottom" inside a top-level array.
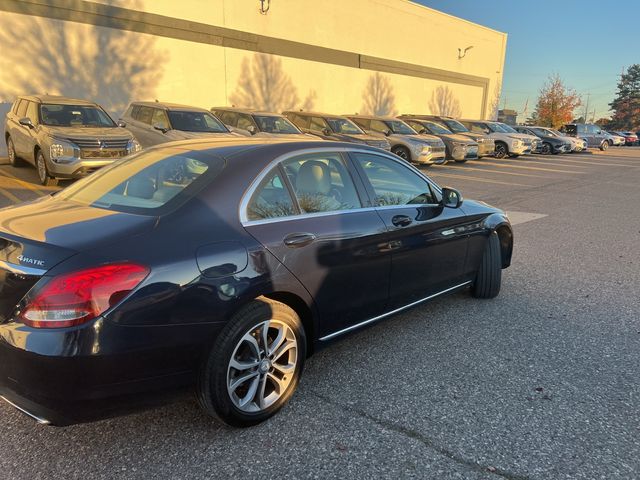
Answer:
[
  {"left": 247, "top": 125, "right": 257, "bottom": 135},
  {"left": 19, "top": 117, "right": 34, "bottom": 128},
  {"left": 153, "top": 123, "right": 169, "bottom": 133},
  {"left": 384, "top": 129, "right": 392, "bottom": 137},
  {"left": 322, "top": 127, "right": 331, "bottom": 136},
  {"left": 117, "top": 120, "right": 126, "bottom": 128},
  {"left": 441, "top": 187, "right": 463, "bottom": 208},
  {"left": 419, "top": 128, "right": 428, "bottom": 135}
]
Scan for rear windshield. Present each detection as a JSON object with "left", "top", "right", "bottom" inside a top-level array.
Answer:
[
  {"left": 56, "top": 149, "right": 225, "bottom": 215},
  {"left": 254, "top": 115, "right": 301, "bottom": 134},
  {"left": 40, "top": 104, "right": 115, "bottom": 127},
  {"left": 168, "top": 111, "right": 228, "bottom": 133}
]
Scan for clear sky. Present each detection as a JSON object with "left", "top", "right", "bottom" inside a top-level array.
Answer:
[{"left": 415, "top": 0, "right": 637, "bottom": 121}]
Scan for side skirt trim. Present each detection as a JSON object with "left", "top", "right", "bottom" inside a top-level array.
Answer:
[
  {"left": 0, "top": 395, "right": 51, "bottom": 425},
  {"left": 319, "top": 281, "right": 472, "bottom": 341}
]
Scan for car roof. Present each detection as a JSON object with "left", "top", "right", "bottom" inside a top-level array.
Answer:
[
  {"left": 346, "top": 115, "right": 406, "bottom": 122},
  {"left": 212, "top": 107, "right": 286, "bottom": 116},
  {"left": 282, "top": 111, "right": 353, "bottom": 119},
  {"left": 19, "top": 95, "right": 99, "bottom": 106},
  {"left": 130, "top": 101, "right": 209, "bottom": 112}
]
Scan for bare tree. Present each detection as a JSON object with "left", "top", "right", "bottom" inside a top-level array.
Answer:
[
  {"left": 428, "top": 85, "right": 462, "bottom": 118},
  {"left": 0, "top": 3, "right": 165, "bottom": 116},
  {"left": 361, "top": 73, "right": 397, "bottom": 116},
  {"left": 230, "top": 53, "right": 315, "bottom": 111},
  {"left": 488, "top": 81, "right": 502, "bottom": 120}
]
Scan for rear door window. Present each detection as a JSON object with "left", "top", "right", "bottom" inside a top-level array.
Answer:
[{"left": 246, "top": 169, "right": 297, "bottom": 221}]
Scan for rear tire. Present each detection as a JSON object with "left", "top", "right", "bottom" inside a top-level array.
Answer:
[
  {"left": 471, "top": 231, "right": 502, "bottom": 299},
  {"left": 197, "top": 297, "right": 306, "bottom": 427},
  {"left": 600, "top": 141, "right": 608, "bottom": 151},
  {"left": 541, "top": 142, "right": 552, "bottom": 155},
  {"left": 36, "top": 150, "right": 58, "bottom": 186},
  {"left": 6, "top": 137, "right": 23, "bottom": 167}
]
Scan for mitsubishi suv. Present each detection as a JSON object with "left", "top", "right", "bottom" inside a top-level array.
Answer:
[
  {"left": 347, "top": 115, "right": 446, "bottom": 165},
  {"left": 4, "top": 95, "right": 141, "bottom": 186},
  {"left": 401, "top": 117, "right": 479, "bottom": 162},
  {"left": 459, "top": 120, "right": 529, "bottom": 158},
  {"left": 212, "top": 107, "right": 316, "bottom": 139}
]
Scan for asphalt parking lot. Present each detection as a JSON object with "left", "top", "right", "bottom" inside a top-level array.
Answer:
[{"left": 1, "top": 148, "right": 639, "bottom": 479}]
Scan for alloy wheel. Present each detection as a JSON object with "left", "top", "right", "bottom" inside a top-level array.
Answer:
[
  {"left": 495, "top": 144, "right": 507, "bottom": 158},
  {"left": 542, "top": 143, "right": 552, "bottom": 155},
  {"left": 7, "top": 138, "right": 16, "bottom": 165},
  {"left": 226, "top": 319, "right": 297, "bottom": 413}
]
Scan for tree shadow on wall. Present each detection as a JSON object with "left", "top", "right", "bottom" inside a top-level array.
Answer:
[
  {"left": 488, "top": 81, "right": 502, "bottom": 121},
  {"left": 0, "top": 1, "right": 166, "bottom": 116},
  {"left": 428, "top": 86, "right": 462, "bottom": 118},
  {"left": 361, "top": 73, "right": 397, "bottom": 116},
  {"left": 230, "top": 53, "right": 316, "bottom": 112}
]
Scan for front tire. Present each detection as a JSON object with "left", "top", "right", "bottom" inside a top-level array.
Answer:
[
  {"left": 392, "top": 145, "right": 411, "bottom": 162},
  {"left": 541, "top": 142, "right": 552, "bottom": 155},
  {"left": 494, "top": 142, "right": 508, "bottom": 159},
  {"left": 600, "top": 141, "right": 608, "bottom": 151},
  {"left": 198, "top": 297, "right": 306, "bottom": 427},
  {"left": 36, "top": 150, "right": 58, "bottom": 186},
  {"left": 471, "top": 231, "right": 502, "bottom": 299}
]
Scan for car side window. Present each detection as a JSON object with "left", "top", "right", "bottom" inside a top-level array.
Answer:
[
  {"left": 219, "top": 112, "right": 237, "bottom": 127},
  {"left": 352, "top": 118, "right": 370, "bottom": 130},
  {"left": 247, "top": 169, "right": 297, "bottom": 221},
  {"left": 289, "top": 114, "right": 309, "bottom": 129},
  {"left": 370, "top": 120, "right": 388, "bottom": 134},
  {"left": 471, "top": 123, "right": 489, "bottom": 134},
  {"left": 283, "top": 152, "right": 362, "bottom": 213},
  {"left": 309, "top": 117, "right": 327, "bottom": 132},
  {"left": 137, "top": 106, "right": 154, "bottom": 125},
  {"left": 16, "top": 100, "right": 28, "bottom": 118},
  {"left": 353, "top": 153, "right": 436, "bottom": 206},
  {"left": 152, "top": 109, "right": 170, "bottom": 129},
  {"left": 237, "top": 114, "right": 255, "bottom": 131},
  {"left": 26, "top": 101, "right": 39, "bottom": 125}
]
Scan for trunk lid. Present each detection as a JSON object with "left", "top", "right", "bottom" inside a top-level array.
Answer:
[{"left": 0, "top": 196, "right": 157, "bottom": 323}]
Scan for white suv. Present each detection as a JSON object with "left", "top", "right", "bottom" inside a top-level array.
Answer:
[{"left": 461, "top": 120, "right": 529, "bottom": 158}]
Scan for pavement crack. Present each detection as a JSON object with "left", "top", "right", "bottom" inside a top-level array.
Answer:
[{"left": 308, "top": 389, "right": 531, "bottom": 480}]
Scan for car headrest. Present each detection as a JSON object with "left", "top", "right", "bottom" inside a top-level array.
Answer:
[{"left": 296, "top": 160, "right": 331, "bottom": 195}]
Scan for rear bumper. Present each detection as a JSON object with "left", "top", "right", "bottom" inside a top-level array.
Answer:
[{"left": 0, "top": 318, "right": 215, "bottom": 425}]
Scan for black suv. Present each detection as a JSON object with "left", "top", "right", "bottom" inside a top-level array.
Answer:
[{"left": 283, "top": 111, "right": 390, "bottom": 150}]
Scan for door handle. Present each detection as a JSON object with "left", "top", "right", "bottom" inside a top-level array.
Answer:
[
  {"left": 391, "top": 215, "right": 412, "bottom": 227},
  {"left": 283, "top": 232, "right": 316, "bottom": 248}
]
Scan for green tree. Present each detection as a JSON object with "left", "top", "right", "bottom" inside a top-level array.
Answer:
[
  {"left": 609, "top": 64, "right": 640, "bottom": 129},
  {"left": 532, "top": 74, "right": 581, "bottom": 128}
]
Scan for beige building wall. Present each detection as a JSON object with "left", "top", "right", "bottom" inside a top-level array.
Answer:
[{"left": 0, "top": 0, "right": 506, "bottom": 150}]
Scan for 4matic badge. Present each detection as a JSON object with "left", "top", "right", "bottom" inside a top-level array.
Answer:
[{"left": 17, "top": 255, "right": 45, "bottom": 267}]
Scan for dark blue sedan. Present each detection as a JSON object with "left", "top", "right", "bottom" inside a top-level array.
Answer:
[{"left": 0, "top": 138, "right": 513, "bottom": 427}]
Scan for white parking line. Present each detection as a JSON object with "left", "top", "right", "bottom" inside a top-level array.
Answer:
[
  {"left": 429, "top": 172, "right": 528, "bottom": 187},
  {"left": 435, "top": 165, "right": 544, "bottom": 178},
  {"left": 478, "top": 160, "right": 585, "bottom": 174},
  {"left": 506, "top": 211, "right": 548, "bottom": 226}
]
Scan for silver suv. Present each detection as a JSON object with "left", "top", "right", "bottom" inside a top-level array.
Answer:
[
  {"left": 212, "top": 107, "right": 316, "bottom": 139},
  {"left": 120, "top": 102, "right": 238, "bottom": 148},
  {"left": 4, "top": 95, "right": 141, "bottom": 186},
  {"left": 347, "top": 115, "right": 446, "bottom": 165}
]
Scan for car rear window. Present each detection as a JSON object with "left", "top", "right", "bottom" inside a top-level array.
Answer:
[{"left": 56, "top": 148, "right": 225, "bottom": 215}]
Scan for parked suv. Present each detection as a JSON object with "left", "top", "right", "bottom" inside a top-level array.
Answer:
[
  {"left": 4, "top": 95, "right": 140, "bottom": 186},
  {"left": 559, "top": 124, "right": 610, "bottom": 150},
  {"left": 399, "top": 115, "right": 495, "bottom": 158},
  {"left": 120, "top": 102, "right": 238, "bottom": 148},
  {"left": 459, "top": 120, "right": 528, "bottom": 158},
  {"left": 401, "top": 117, "right": 478, "bottom": 162},
  {"left": 614, "top": 131, "right": 639, "bottom": 146},
  {"left": 283, "top": 111, "right": 390, "bottom": 150},
  {"left": 347, "top": 115, "right": 446, "bottom": 164},
  {"left": 212, "top": 107, "right": 316, "bottom": 139},
  {"left": 514, "top": 126, "right": 571, "bottom": 154}
]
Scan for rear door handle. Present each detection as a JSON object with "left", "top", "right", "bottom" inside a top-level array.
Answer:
[
  {"left": 283, "top": 232, "right": 316, "bottom": 248},
  {"left": 391, "top": 215, "right": 413, "bottom": 227}
]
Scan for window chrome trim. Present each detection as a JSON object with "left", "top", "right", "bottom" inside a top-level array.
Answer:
[
  {"left": 319, "top": 281, "right": 472, "bottom": 341},
  {"left": 239, "top": 146, "right": 443, "bottom": 226},
  {"left": 0, "top": 260, "right": 46, "bottom": 276}
]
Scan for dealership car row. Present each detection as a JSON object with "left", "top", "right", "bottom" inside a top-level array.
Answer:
[{"left": 4, "top": 94, "right": 636, "bottom": 187}]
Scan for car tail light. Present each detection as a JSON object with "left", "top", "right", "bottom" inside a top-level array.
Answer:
[{"left": 20, "top": 263, "right": 149, "bottom": 328}]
